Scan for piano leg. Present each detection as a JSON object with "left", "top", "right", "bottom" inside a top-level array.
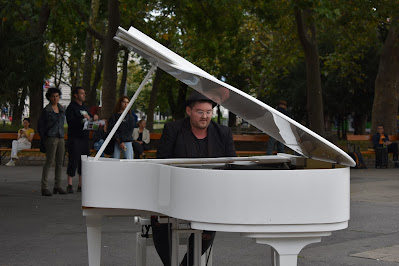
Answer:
[
  {"left": 85, "top": 214, "right": 103, "bottom": 266},
  {"left": 242, "top": 232, "right": 331, "bottom": 266}
]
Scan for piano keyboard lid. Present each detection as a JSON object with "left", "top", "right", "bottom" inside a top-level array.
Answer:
[{"left": 113, "top": 26, "right": 355, "bottom": 167}]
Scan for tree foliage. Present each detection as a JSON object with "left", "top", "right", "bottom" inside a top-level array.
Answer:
[{"left": 2, "top": 0, "right": 399, "bottom": 137}]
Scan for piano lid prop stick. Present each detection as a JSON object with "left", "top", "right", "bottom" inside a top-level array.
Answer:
[{"left": 94, "top": 63, "right": 158, "bottom": 161}]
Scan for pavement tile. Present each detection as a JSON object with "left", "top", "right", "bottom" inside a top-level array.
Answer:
[{"left": 351, "top": 245, "right": 399, "bottom": 262}]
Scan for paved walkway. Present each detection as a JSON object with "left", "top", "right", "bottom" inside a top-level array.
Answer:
[{"left": 0, "top": 165, "right": 399, "bottom": 265}]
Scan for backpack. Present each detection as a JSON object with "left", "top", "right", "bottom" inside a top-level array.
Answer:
[{"left": 347, "top": 144, "right": 367, "bottom": 169}]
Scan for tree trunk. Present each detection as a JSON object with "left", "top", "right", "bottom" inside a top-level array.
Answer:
[
  {"left": 11, "top": 86, "right": 28, "bottom": 126},
  {"left": 353, "top": 113, "right": 367, "bottom": 135},
  {"left": 82, "top": 33, "right": 94, "bottom": 102},
  {"left": 29, "top": 3, "right": 50, "bottom": 131},
  {"left": 30, "top": 80, "right": 44, "bottom": 131},
  {"left": 82, "top": 0, "right": 100, "bottom": 107},
  {"left": 167, "top": 82, "right": 188, "bottom": 121},
  {"left": 228, "top": 111, "right": 236, "bottom": 128},
  {"left": 101, "top": 0, "right": 120, "bottom": 120},
  {"left": 175, "top": 83, "right": 188, "bottom": 120},
  {"left": 89, "top": 53, "right": 103, "bottom": 112},
  {"left": 147, "top": 68, "right": 164, "bottom": 132},
  {"left": 119, "top": 49, "right": 129, "bottom": 97},
  {"left": 294, "top": 7, "right": 325, "bottom": 137},
  {"left": 371, "top": 17, "right": 399, "bottom": 135}
]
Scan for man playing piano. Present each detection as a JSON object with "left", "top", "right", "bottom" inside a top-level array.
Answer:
[{"left": 152, "top": 90, "right": 236, "bottom": 266}]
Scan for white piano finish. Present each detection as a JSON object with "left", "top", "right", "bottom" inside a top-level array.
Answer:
[
  {"left": 113, "top": 26, "right": 355, "bottom": 167},
  {"left": 82, "top": 156, "right": 349, "bottom": 266},
  {"left": 82, "top": 25, "right": 355, "bottom": 266}
]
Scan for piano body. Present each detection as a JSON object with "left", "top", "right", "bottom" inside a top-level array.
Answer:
[{"left": 82, "top": 26, "right": 355, "bottom": 266}]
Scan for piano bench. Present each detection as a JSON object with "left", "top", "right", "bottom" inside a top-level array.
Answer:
[
  {"left": 135, "top": 218, "right": 213, "bottom": 266},
  {"left": 136, "top": 232, "right": 213, "bottom": 266}
]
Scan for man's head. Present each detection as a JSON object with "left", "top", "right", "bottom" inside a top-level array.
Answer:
[
  {"left": 278, "top": 100, "right": 287, "bottom": 108},
  {"left": 45, "top": 87, "right": 62, "bottom": 102},
  {"left": 377, "top": 125, "right": 384, "bottom": 134},
  {"left": 186, "top": 101, "right": 213, "bottom": 130},
  {"left": 72, "top": 87, "right": 86, "bottom": 104},
  {"left": 186, "top": 91, "right": 215, "bottom": 130}
]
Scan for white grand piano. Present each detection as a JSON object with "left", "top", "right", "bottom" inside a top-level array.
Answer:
[{"left": 82, "top": 26, "right": 355, "bottom": 266}]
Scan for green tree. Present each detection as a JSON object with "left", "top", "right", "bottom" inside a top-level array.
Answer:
[{"left": 0, "top": 0, "right": 52, "bottom": 128}]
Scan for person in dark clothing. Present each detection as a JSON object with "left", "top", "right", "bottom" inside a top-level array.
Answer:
[
  {"left": 38, "top": 87, "right": 67, "bottom": 196},
  {"left": 152, "top": 90, "right": 236, "bottom": 266},
  {"left": 66, "top": 87, "right": 91, "bottom": 193},
  {"left": 93, "top": 118, "right": 108, "bottom": 157},
  {"left": 372, "top": 125, "right": 399, "bottom": 168},
  {"left": 266, "top": 100, "right": 290, "bottom": 155},
  {"left": 108, "top": 96, "right": 136, "bottom": 159}
]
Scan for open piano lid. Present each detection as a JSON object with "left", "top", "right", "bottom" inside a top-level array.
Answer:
[{"left": 114, "top": 26, "right": 355, "bottom": 167}]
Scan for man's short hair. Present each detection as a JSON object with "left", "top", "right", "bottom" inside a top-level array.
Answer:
[
  {"left": 45, "top": 87, "right": 62, "bottom": 101},
  {"left": 72, "top": 86, "right": 84, "bottom": 99}
]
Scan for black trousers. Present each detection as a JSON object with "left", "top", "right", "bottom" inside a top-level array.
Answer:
[
  {"left": 133, "top": 141, "right": 148, "bottom": 158},
  {"left": 67, "top": 137, "right": 89, "bottom": 177},
  {"left": 386, "top": 142, "right": 399, "bottom": 161},
  {"left": 151, "top": 217, "right": 215, "bottom": 266}
]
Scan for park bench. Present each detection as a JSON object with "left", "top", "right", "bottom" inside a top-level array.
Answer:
[
  {"left": 0, "top": 133, "right": 42, "bottom": 164},
  {"left": 346, "top": 134, "right": 399, "bottom": 155},
  {"left": 1, "top": 132, "right": 271, "bottom": 162}
]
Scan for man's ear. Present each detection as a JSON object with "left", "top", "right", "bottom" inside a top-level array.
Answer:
[{"left": 186, "top": 106, "right": 191, "bottom": 116}]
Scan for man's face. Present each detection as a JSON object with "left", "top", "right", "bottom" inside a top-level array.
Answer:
[
  {"left": 49, "top": 93, "right": 60, "bottom": 105},
  {"left": 377, "top": 126, "right": 384, "bottom": 134},
  {"left": 75, "top": 89, "right": 86, "bottom": 102},
  {"left": 186, "top": 101, "right": 213, "bottom": 130}
]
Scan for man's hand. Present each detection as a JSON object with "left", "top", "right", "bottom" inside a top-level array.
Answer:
[
  {"left": 386, "top": 141, "right": 392, "bottom": 145},
  {"left": 120, "top": 142, "right": 127, "bottom": 151}
]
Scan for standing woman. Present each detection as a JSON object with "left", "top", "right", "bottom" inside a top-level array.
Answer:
[
  {"left": 5, "top": 118, "right": 35, "bottom": 166},
  {"left": 108, "top": 96, "right": 135, "bottom": 159},
  {"left": 38, "top": 87, "right": 67, "bottom": 196}
]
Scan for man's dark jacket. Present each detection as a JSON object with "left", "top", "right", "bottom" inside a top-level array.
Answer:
[
  {"left": 66, "top": 101, "right": 90, "bottom": 139},
  {"left": 157, "top": 117, "right": 236, "bottom": 158},
  {"left": 372, "top": 132, "right": 390, "bottom": 149}
]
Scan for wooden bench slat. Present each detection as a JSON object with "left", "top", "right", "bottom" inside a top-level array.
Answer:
[
  {"left": 346, "top": 135, "right": 372, "bottom": 141},
  {"left": 347, "top": 134, "right": 399, "bottom": 155},
  {"left": 1, "top": 132, "right": 272, "bottom": 161}
]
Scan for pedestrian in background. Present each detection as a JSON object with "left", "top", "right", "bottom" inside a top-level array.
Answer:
[
  {"left": 38, "top": 87, "right": 67, "bottom": 196},
  {"left": 132, "top": 119, "right": 150, "bottom": 158},
  {"left": 65, "top": 87, "right": 91, "bottom": 193},
  {"left": 108, "top": 96, "right": 135, "bottom": 159},
  {"left": 5, "top": 118, "right": 34, "bottom": 167}
]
